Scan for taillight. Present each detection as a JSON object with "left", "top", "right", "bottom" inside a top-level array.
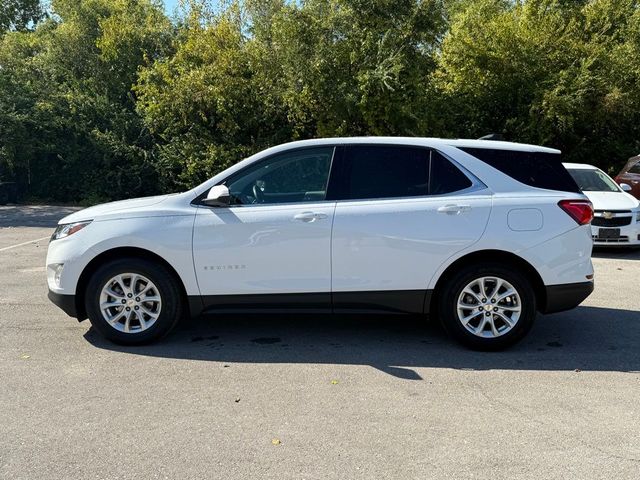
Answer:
[{"left": 558, "top": 200, "right": 594, "bottom": 225}]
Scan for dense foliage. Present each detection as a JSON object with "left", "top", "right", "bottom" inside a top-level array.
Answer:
[{"left": 1, "top": 0, "right": 640, "bottom": 203}]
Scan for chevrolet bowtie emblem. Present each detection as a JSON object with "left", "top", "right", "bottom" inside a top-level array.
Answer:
[{"left": 602, "top": 211, "right": 614, "bottom": 219}]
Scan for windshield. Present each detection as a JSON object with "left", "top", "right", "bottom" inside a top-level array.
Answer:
[{"left": 567, "top": 168, "right": 620, "bottom": 193}]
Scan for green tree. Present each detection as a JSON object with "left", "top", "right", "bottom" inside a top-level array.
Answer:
[
  {"left": 0, "top": 0, "right": 174, "bottom": 202},
  {"left": 435, "top": 0, "right": 640, "bottom": 170},
  {"left": 136, "top": 0, "right": 447, "bottom": 189},
  {"left": 258, "top": 0, "right": 446, "bottom": 137},
  {"left": 4, "top": 0, "right": 640, "bottom": 202},
  {"left": 0, "top": 0, "right": 43, "bottom": 33},
  {"left": 136, "top": 3, "right": 283, "bottom": 189}
]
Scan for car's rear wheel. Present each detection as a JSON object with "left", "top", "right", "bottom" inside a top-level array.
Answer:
[
  {"left": 85, "top": 258, "right": 183, "bottom": 345},
  {"left": 438, "top": 264, "right": 536, "bottom": 350}
]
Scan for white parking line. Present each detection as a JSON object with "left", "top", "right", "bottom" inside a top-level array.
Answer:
[{"left": 0, "top": 236, "right": 50, "bottom": 253}]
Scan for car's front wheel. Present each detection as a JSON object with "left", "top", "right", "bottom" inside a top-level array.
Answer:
[
  {"left": 438, "top": 264, "right": 536, "bottom": 350},
  {"left": 85, "top": 258, "right": 183, "bottom": 345}
]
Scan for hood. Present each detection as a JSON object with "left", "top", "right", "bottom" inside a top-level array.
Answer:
[
  {"left": 582, "top": 191, "right": 640, "bottom": 211},
  {"left": 58, "top": 194, "right": 172, "bottom": 224}
]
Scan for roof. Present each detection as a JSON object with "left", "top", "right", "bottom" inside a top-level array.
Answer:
[
  {"left": 266, "top": 137, "right": 561, "bottom": 154},
  {"left": 443, "top": 138, "right": 560, "bottom": 154}
]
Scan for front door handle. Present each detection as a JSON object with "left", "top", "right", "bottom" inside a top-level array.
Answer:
[
  {"left": 437, "top": 204, "right": 471, "bottom": 215},
  {"left": 294, "top": 212, "right": 328, "bottom": 222}
]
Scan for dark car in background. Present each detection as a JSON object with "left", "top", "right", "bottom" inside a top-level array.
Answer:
[{"left": 615, "top": 154, "right": 640, "bottom": 199}]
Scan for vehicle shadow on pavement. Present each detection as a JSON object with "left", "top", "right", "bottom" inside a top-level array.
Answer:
[
  {"left": 592, "top": 247, "right": 640, "bottom": 260},
  {"left": 85, "top": 305, "right": 640, "bottom": 380}
]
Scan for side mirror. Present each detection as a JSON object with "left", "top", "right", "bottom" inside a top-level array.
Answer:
[
  {"left": 619, "top": 183, "right": 632, "bottom": 192},
  {"left": 202, "top": 185, "right": 230, "bottom": 207}
]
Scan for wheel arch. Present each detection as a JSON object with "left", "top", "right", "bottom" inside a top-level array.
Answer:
[
  {"left": 75, "top": 247, "right": 193, "bottom": 320},
  {"left": 429, "top": 249, "right": 546, "bottom": 315}
]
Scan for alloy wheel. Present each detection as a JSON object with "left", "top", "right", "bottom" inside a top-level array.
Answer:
[
  {"left": 99, "top": 273, "right": 162, "bottom": 333},
  {"left": 456, "top": 276, "right": 522, "bottom": 338}
]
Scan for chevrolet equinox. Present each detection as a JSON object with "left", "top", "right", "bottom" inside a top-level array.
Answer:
[{"left": 47, "top": 138, "right": 595, "bottom": 349}]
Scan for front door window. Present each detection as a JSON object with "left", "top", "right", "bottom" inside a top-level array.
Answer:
[{"left": 226, "top": 147, "right": 334, "bottom": 205}]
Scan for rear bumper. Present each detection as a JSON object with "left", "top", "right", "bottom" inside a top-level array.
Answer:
[
  {"left": 542, "top": 281, "right": 594, "bottom": 314},
  {"left": 48, "top": 290, "right": 83, "bottom": 319}
]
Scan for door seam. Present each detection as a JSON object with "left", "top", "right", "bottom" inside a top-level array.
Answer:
[{"left": 329, "top": 201, "right": 337, "bottom": 313}]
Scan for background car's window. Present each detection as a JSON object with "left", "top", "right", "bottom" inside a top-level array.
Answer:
[
  {"left": 460, "top": 147, "right": 581, "bottom": 193},
  {"left": 430, "top": 151, "right": 473, "bottom": 194},
  {"left": 227, "top": 147, "right": 333, "bottom": 205},
  {"left": 341, "top": 146, "right": 429, "bottom": 200},
  {"left": 338, "top": 146, "right": 473, "bottom": 200},
  {"left": 629, "top": 162, "right": 640, "bottom": 174},
  {"left": 566, "top": 169, "right": 619, "bottom": 192}
]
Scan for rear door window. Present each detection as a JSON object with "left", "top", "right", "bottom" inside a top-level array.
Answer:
[
  {"left": 332, "top": 145, "right": 473, "bottom": 200},
  {"left": 339, "top": 145, "right": 430, "bottom": 200},
  {"left": 460, "top": 147, "right": 580, "bottom": 193}
]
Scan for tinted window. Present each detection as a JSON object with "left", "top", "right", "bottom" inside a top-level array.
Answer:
[
  {"left": 227, "top": 147, "right": 333, "bottom": 205},
  {"left": 460, "top": 147, "right": 580, "bottom": 193},
  {"left": 342, "top": 146, "right": 429, "bottom": 200},
  {"left": 629, "top": 161, "right": 640, "bottom": 174},
  {"left": 336, "top": 145, "right": 473, "bottom": 200},
  {"left": 430, "top": 151, "right": 473, "bottom": 195}
]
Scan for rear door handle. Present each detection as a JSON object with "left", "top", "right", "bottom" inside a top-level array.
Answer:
[
  {"left": 294, "top": 212, "right": 328, "bottom": 222},
  {"left": 437, "top": 204, "right": 471, "bottom": 215}
]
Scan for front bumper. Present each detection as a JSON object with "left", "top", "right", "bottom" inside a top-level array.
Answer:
[
  {"left": 591, "top": 223, "right": 640, "bottom": 246},
  {"left": 48, "top": 290, "right": 84, "bottom": 320},
  {"left": 542, "top": 281, "right": 594, "bottom": 314}
]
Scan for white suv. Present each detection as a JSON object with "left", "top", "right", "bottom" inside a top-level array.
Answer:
[{"left": 46, "top": 137, "right": 595, "bottom": 349}]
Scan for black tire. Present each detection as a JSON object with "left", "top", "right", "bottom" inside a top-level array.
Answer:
[
  {"left": 85, "top": 258, "right": 183, "bottom": 345},
  {"left": 437, "top": 263, "right": 536, "bottom": 350}
]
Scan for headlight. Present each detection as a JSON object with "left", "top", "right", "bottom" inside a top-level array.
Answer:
[{"left": 51, "top": 221, "right": 92, "bottom": 241}]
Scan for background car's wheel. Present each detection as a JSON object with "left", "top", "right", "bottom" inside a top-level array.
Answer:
[
  {"left": 437, "top": 263, "right": 536, "bottom": 350},
  {"left": 85, "top": 258, "right": 183, "bottom": 345}
]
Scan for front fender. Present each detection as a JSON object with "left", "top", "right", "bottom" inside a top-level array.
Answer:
[{"left": 46, "top": 214, "right": 199, "bottom": 297}]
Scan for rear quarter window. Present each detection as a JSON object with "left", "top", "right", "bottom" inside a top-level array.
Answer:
[
  {"left": 460, "top": 147, "right": 580, "bottom": 193},
  {"left": 430, "top": 151, "right": 473, "bottom": 195}
]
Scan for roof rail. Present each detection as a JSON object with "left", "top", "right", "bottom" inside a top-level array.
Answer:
[{"left": 478, "top": 133, "right": 504, "bottom": 141}]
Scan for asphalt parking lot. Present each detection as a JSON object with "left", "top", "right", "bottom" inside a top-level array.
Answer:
[{"left": 1, "top": 205, "right": 639, "bottom": 479}]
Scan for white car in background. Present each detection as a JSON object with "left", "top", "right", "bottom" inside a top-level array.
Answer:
[{"left": 565, "top": 163, "right": 640, "bottom": 246}]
